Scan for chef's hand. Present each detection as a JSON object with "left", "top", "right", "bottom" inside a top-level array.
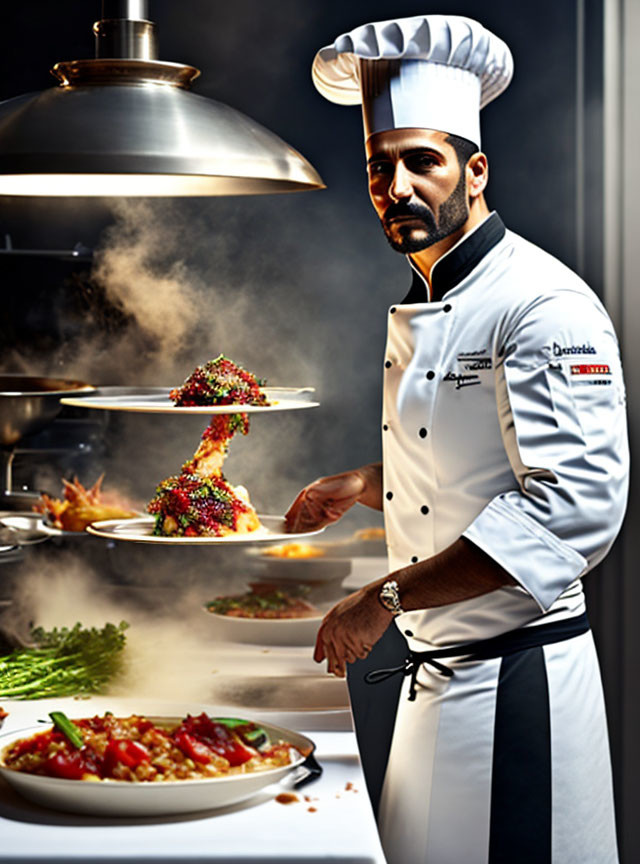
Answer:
[
  {"left": 314, "top": 584, "right": 392, "bottom": 677},
  {"left": 285, "top": 464, "right": 383, "bottom": 533}
]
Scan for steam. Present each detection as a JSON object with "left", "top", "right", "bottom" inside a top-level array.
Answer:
[
  {"left": 9, "top": 552, "right": 235, "bottom": 703},
  {"left": 3, "top": 195, "right": 326, "bottom": 392},
  {"left": 6, "top": 551, "right": 342, "bottom": 708},
  {"left": 92, "top": 201, "right": 203, "bottom": 360},
  {"left": 4, "top": 191, "right": 388, "bottom": 521}
]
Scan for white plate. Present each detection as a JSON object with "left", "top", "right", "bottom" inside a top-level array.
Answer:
[
  {"left": 0, "top": 717, "right": 314, "bottom": 816},
  {"left": 86, "top": 515, "right": 325, "bottom": 545},
  {"left": 204, "top": 608, "right": 324, "bottom": 646},
  {"left": 60, "top": 386, "right": 319, "bottom": 414},
  {"left": 0, "top": 510, "right": 79, "bottom": 539},
  {"left": 252, "top": 551, "right": 352, "bottom": 584}
]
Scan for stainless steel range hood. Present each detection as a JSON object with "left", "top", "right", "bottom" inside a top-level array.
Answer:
[{"left": 0, "top": 0, "right": 324, "bottom": 196}]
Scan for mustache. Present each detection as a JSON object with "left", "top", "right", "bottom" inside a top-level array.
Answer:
[{"left": 383, "top": 201, "right": 435, "bottom": 224}]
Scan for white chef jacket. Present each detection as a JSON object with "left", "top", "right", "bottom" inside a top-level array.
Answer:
[
  {"left": 375, "top": 211, "right": 625, "bottom": 864},
  {"left": 382, "top": 211, "right": 629, "bottom": 647}
]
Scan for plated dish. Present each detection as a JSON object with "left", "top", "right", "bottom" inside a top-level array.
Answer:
[
  {"left": 0, "top": 712, "right": 314, "bottom": 816},
  {"left": 251, "top": 542, "right": 352, "bottom": 584},
  {"left": 261, "top": 542, "right": 328, "bottom": 559},
  {"left": 148, "top": 414, "right": 261, "bottom": 539},
  {"left": 170, "top": 355, "right": 268, "bottom": 408},
  {"left": 205, "top": 609, "right": 324, "bottom": 647},
  {"left": 204, "top": 586, "right": 324, "bottom": 646},
  {"left": 86, "top": 515, "right": 325, "bottom": 544},
  {"left": 60, "top": 387, "right": 318, "bottom": 414},
  {"left": 35, "top": 476, "right": 139, "bottom": 532},
  {"left": 205, "top": 586, "right": 321, "bottom": 619}
]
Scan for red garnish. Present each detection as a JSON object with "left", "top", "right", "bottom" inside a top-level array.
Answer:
[
  {"left": 201, "top": 413, "right": 249, "bottom": 443},
  {"left": 173, "top": 714, "right": 258, "bottom": 767},
  {"left": 103, "top": 739, "right": 151, "bottom": 774},
  {"left": 173, "top": 731, "right": 215, "bottom": 765},
  {"left": 44, "top": 750, "right": 100, "bottom": 780},
  {"left": 170, "top": 356, "right": 268, "bottom": 407},
  {"left": 147, "top": 471, "right": 252, "bottom": 537}
]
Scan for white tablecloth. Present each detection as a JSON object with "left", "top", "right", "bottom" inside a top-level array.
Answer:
[{"left": 0, "top": 697, "right": 387, "bottom": 863}]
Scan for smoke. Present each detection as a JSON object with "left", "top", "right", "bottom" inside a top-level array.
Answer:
[
  {"left": 6, "top": 550, "right": 345, "bottom": 709},
  {"left": 90, "top": 197, "right": 331, "bottom": 388},
  {"left": 2, "top": 194, "right": 328, "bottom": 391},
  {"left": 91, "top": 201, "right": 203, "bottom": 362},
  {"left": 8, "top": 551, "right": 236, "bottom": 703},
  {"left": 2, "top": 177, "right": 391, "bottom": 525}
]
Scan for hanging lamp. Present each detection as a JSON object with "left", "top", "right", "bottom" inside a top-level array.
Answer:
[{"left": 0, "top": 0, "right": 324, "bottom": 196}]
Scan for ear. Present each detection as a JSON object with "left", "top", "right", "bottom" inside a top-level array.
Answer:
[{"left": 466, "top": 152, "right": 489, "bottom": 199}]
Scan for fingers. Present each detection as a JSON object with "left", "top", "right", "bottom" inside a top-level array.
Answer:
[
  {"left": 312, "top": 590, "right": 379, "bottom": 677},
  {"left": 314, "top": 620, "right": 345, "bottom": 676},
  {"left": 284, "top": 472, "right": 367, "bottom": 533},
  {"left": 284, "top": 487, "right": 311, "bottom": 532},
  {"left": 314, "top": 627, "right": 370, "bottom": 677},
  {"left": 313, "top": 630, "right": 326, "bottom": 663},
  {"left": 284, "top": 487, "right": 327, "bottom": 534},
  {"left": 356, "top": 644, "right": 372, "bottom": 660},
  {"left": 326, "top": 644, "right": 346, "bottom": 678}
]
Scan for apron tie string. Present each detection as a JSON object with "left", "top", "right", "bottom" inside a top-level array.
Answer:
[
  {"left": 363, "top": 612, "right": 590, "bottom": 702},
  {"left": 364, "top": 652, "right": 454, "bottom": 701}
]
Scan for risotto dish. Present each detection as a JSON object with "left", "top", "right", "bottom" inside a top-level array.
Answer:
[{"left": 2, "top": 712, "right": 302, "bottom": 783}]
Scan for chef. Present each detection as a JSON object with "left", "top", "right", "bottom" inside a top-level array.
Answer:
[{"left": 285, "top": 14, "right": 629, "bottom": 864}]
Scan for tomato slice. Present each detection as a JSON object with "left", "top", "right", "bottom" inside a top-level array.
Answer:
[
  {"left": 173, "top": 731, "right": 214, "bottom": 764},
  {"left": 44, "top": 749, "right": 99, "bottom": 780},
  {"left": 173, "top": 714, "right": 257, "bottom": 767},
  {"left": 103, "top": 739, "right": 150, "bottom": 774}
]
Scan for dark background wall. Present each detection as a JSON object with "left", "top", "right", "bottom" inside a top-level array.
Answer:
[
  {"left": 2, "top": 0, "right": 632, "bottom": 858},
  {"left": 0, "top": 0, "right": 597, "bottom": 521}
]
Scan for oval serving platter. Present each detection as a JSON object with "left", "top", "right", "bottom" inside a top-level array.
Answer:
[
  {"left": 0, "top": 717, "right": 315, "bottom": 817},
  {"left": 60, "top": 386, "right": 318, "bottom": 414},
  {"left": 86, "top": 515, "right": 325, "bottom": 545}
]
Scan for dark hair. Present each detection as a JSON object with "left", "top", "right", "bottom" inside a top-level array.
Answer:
[{"left": 444, "top": 133, "right": 479, "bottom": 168}]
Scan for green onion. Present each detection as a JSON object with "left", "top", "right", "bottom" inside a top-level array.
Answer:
[
  {"left": 49, "top": 711, "right": 84, "bottom": 749},
  {"left": 213, "top": 717, "right": 270, "bottom": 751}
]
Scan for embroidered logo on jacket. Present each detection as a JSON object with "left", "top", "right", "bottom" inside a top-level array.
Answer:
[
  {"left": 443, "top": 371, "right": 480, "bottom": 389},
  {"left": 457, "top": 349, "right": 487, "bottom": 359},
  {"left": 570, "top": 363, "right": 612, "bottom": 386},
  {"left": 551, "top": 341, "right": 597, "bottom": 357},
  {"left": 456, "top": 349, "right": 492, "bottom": 372},
  {"left": 462, "top": 358, "right": 492, "bottom": 371},
  {"left": 570, "top": 364, "right": 610, "bottom": 376}
]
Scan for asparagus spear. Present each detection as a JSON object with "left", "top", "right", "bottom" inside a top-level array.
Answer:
[
  {"left": 0, "top": 622, "right": 128, "bottom": 699},
  {"left": 49, "top": 711, "right": 84, "bottom": 748}
]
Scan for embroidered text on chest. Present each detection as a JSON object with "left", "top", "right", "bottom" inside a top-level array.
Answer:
[
  {"left": 443, "top": 371, "right": 481, "bottom": 389},
  {"left": 456, "top": 349, "right": 492, "bottom": 373}
]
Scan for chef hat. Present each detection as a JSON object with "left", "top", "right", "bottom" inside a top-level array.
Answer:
[{"left": 311, "top": 15, "right": 513, "bottom": 147}]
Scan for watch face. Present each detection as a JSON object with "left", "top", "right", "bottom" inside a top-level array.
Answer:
[{"left": 380, "top": 581, "right": 402, "bottom": 614}]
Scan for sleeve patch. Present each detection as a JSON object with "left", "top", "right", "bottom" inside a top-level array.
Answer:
[{"left": 570, "top": 364, "right": 610, "bottom": 376}]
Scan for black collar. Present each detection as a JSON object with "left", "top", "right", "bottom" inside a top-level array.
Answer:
[{"left": 402, "top": 212, "right": 506, "bottom": 304}]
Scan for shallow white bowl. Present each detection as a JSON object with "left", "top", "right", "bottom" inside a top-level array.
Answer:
[
  {"left": 253, "top": 555, "right": 351, "bottom": 584},
  {"left": 204, "top": 609, "right": 323, "bottom": 646},
  {"left": 0, "top": 717, "right": 314, "bottom": 817}
]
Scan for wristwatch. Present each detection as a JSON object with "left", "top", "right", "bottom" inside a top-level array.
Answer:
[{"left": 379, "top": 579, "right": 405, "bottom": 616}]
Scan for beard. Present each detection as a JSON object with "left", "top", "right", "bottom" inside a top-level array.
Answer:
[{"left": 380, "top": 180, "right": 469, "bottom": 254}]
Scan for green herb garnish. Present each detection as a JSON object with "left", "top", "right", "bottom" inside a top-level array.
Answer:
[
  {"left": 49, "top": 711, "right": 84, "bottom": 748},
  {"left": 0, "top": 621, "right": 128, "bottom": 699}
]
